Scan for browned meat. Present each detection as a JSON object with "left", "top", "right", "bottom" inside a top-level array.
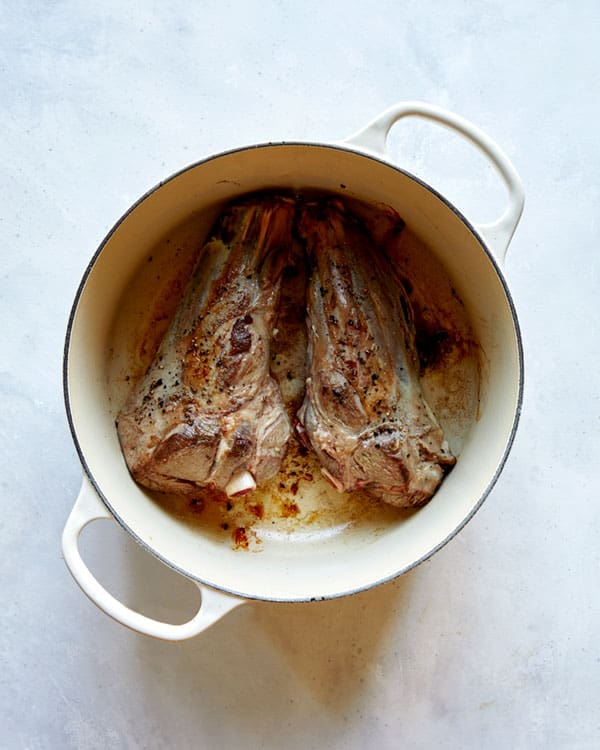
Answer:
[
  {"left": 296, "top": 199, "right": 455, "bottom": 507},
  {"left": 117, "top": 195, "right": 295, "bottom": 498}
]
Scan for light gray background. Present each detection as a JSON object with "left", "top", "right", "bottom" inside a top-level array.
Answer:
[{"left": 2, "top": 1, "right": 598, "bottom": 748}]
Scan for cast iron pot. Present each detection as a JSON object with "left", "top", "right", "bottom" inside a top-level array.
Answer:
[{"left": 62, "top": 102, "right": 524, "bottom": 639}]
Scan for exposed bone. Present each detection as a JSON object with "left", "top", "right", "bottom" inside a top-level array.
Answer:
[{"left": 226, "top": 470, "right": 257, "bottom": 498}]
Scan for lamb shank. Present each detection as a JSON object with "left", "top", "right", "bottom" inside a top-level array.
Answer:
[
  {"left": 296, "top": 199, "right": 455, "bottom": 507},
  {"left": 117, "top": 195, "right": 295, "bottom": 498}
]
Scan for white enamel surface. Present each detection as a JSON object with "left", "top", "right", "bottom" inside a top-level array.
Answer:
[
  {"left": 6, "top": 3, "right": 599, "bottom": 747},
  {"left": 62, "top": 477, "right": 245, "bottom": 640},
  {"left": 65, "top": 142, "right": 521, "bottom": 602},
  {"left": 344, "top": 101, "right": 525, "bottom": 261}
]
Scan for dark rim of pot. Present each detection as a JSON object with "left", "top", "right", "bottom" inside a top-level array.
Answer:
[{"left": 63, "top": 141, "right": 524, "bottom": 603}]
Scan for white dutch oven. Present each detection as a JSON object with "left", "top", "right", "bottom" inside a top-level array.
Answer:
[{"left": 62, "top": 102, "right": 524, "bottom": 640}]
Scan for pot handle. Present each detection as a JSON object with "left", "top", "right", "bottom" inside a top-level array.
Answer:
[
  {"left": 344, "top": 101, "right": 524, "bottom": 263},
  {"left": 62, "top": 477, "right": 246, "bottom": 640}
]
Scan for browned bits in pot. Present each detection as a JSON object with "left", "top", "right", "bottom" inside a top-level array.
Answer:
[
  {"left": 233, "top": 527, "right": 249, "bottom": 549},
  {"left": 247, "top": 502, "right": 264, "bottom": 520},
  {"left": 281, "top": 501, "right": 299, "bottom": 518}
]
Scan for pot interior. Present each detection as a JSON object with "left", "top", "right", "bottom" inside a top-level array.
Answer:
[{"left": 65, "top": 144, "right": 522, "bottom": 601}]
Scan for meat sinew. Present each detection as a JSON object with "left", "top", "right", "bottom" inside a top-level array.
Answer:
[
  {"left": 296, "top": 199, "right": 455, "bottom": 508},
  {"left": 117, "top": 195, "right": 295, "bottom": 498}
]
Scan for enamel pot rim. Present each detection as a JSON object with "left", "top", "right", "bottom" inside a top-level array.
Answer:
[{"left": 64, "top": 140, "right": 524, "bottom": 594}]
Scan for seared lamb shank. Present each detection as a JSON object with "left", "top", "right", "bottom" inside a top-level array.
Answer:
[
  {"left": 296, "top": 199, "right": 455, "bottom": 507},
  {"left": 117, "top": 195, "right": 295, "bottom": 498}
]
